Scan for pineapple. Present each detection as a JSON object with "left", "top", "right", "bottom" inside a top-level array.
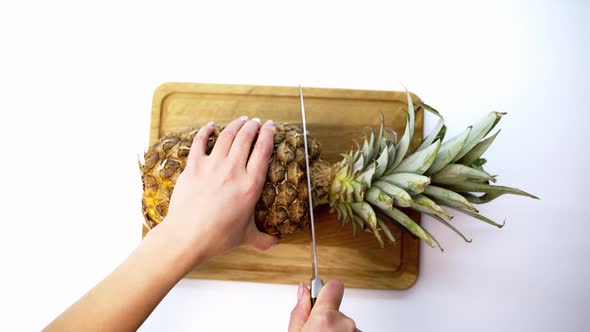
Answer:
[
  {"left": 140, "top": 124, "right": 322, "bottom": 237},
  {"left": 140, "top": 92, "right": 538, "bottom": 249}
]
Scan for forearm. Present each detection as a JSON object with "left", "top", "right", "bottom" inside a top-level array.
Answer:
[{"left": 44, "top": 223, "right": 204, "bottom": 332}]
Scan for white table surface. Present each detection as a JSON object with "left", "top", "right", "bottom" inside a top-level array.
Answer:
[{"left": 1, "top": 0, "right": 588, "bottom": 331}]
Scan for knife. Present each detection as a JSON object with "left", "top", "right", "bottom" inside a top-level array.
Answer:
[{"left": 299, "top": 85, "right": 323, "bottom": 307}]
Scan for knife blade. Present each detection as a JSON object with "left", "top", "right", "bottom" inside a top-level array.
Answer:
[{"left": 299, "top": 85, "right": 323, "bottom": 306}]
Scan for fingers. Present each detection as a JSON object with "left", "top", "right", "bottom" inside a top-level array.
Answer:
[
  {"left": 313, "top": 280, "right": 345, "bottom": 311},
  {"left": 246, "top": 120, "right": 275, "bottom": 185},
  {"left": 288, "top": 282, "right": 311, "bottom": 332},
  {"left": 210, "top": 116, "right": 248, "bottom": 159},
  {"left": 186, "top": 122, "right": 216, "bottom": 168},
  {"left": 228, "top": 118, "right": 262, "bottom": 167},
  {"left": 245, "top": 221, "right": 279, "bottom": 251}
]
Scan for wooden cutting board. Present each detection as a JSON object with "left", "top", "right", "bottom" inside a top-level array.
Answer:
[{"left": 144, "top": 82, "right": 424, "bottom": 290}]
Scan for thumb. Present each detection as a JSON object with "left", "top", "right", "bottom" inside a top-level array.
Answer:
[
  {"left": 245, "top": 222, "right": 279, "bottom": 250},
  {"left": 313, "top": 279, "right": 344, "bottom": 311},
  {"left": 288, "top": 282, "right": 311, "bottom": 332}
]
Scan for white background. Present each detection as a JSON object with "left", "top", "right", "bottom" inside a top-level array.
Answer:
[{"left": 1, "top": 0, "right": 588, "bottom": 331}]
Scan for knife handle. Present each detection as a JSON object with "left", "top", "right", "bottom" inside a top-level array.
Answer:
[{"left": 310, "top": 277, "right": 324, "bottom": 308}]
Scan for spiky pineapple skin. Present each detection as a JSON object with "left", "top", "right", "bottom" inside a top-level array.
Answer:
[{"left": 139, "top": 124, "right": 322, "bottom": 238}]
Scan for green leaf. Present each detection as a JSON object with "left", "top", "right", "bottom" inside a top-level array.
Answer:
[
  {"left": 471, "top": 158, "right": 487, "bottom": 168},
  {"left": 352, "top": 149, "right": 361, "bottom": 163},
  {"left": 410, "top": 194, "right": 452, "bottom": 220},
  {"left": 406, "top": 89, "right": 416, "bottom": 142},
  {"left": 430, "top": 214, "right": 472, "bottom": 243},
  {"left": 436, "top": 125, "right": 447, "bottom": 142},
  {"left": 352, "top": 202, "right": 383, "bottom": 247},
  {"left": 334, "top": 204, "right": 346, "bottom": 222},
  {"left": 365, "top": 187, "right": 394, "bottom": 210},
  {"left": 355, "top": 162, "right": 376, "bottom": 187},
  {"left": 351, "top": 156, "right": 364, "bottom": 175},
  {"left": 352, "top": 215, "right": 365, "bottom": 233},
  {"left": 373, "top": 147, "right": 389, "bottom": 178},
  {"left": 451, "top": 207, "right": 506, "bottom": 228},
  {"left": 336, "top": 162, "right": 350, "bottom": 178},
  {"left": 351, "top": 202, "right": 378, "bottom": 228},
  {"left": 417, "top": 103, "right": 445, "bottom": 151},
  {"left": 431, "top": 164, "right": 495, "bottom": 185},
  {"left": 374, "top": 113, "right": 385, "bottom": 160},
  {"left": 462, "top": 192, "right": 503, "bottom": 204},
  {"left": 426, "top": 127, "right": 471, "bottom": 175},
  {"left": 362, "top": 132, "right": 374, "bottom": 167},
  {"left": 393, "top": 139, "right": 441, "bottom": 174},
  {"left": 372, "top": 181, "right": 413, "bottom": 207},
  {"left": 343, "top": 181, "right": 354, "bottom": 202},
  {"left": 458, "top": 130, "right": 501, "bottom": 166},
  {"left": 452, "top": 112, "right": 506, "bottom": 162},
  {"left": 345, "top": 203, "right": 354, "bottom": 223},
  {"left": 380, "top": 173, "right": 431, "bottom": 195},
  {"left": 369, "top": 224, "right": 385, "bottom": 248},
  {"left": 351, "top": 181, "right": 364, "bottom": 201},
  {"left": 377, "top": 216, "right": 396, "bottom": 244},
  {"left": 329, "top": 179, "right": 342, "bottom": 206},
  {"left": 386, "top": 145, "right": 396, "bottom": 171},
  {"left": 386, "top": 128, "right": 399, "bottom": 145},
  {"left": 445, "top": 181, "right": 539, "bottom": 200},
  {"left": 423, "top": 185, "right": 478, "bottom": 212},
  {"left": 388, "top": 111, "right": 411, "bottom": 172},
  {"left": 379, "top": 207, "right": 434, "bottom": 247},
  {"left": 421, "top": 227, "right": 444, "bottom": 252}
]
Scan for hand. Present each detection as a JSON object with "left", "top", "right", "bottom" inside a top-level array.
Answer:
[
  {"left": 43, "top": 116, "right": 278, "bottom": 332},
  {"left": 159, "top": 116, "right": 279, "bottom": 263},
  {"left": 289, "top": 280, "right": 359, "bottom": 332}
]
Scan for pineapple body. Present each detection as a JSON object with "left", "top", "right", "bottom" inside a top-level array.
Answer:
[{"left": 140, "top": 125, "right": 322, "bottom": 238}]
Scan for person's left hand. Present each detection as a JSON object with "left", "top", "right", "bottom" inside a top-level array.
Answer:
[{"left": 155, "top": 116, "right": 278, "bottom": 265}]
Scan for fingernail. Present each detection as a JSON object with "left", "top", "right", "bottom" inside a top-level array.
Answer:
[
  {"left": 207, "top": 121, "right": 215, "bottom": 127},
  {"left": 264, "top": 119, "right": 274, "bottom": 127},
  {"left": 252, "top": 117, "right": 261, "bottom": 123},
  {"left": 240, "top": 115, "right": 248, "bottom": 121},
  {"left": 297, "top": 281, "right": 304, "bottom": 302}
]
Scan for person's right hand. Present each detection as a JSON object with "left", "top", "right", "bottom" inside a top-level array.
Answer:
[{"left": 288, "top": 280, "right": 359, "bottom": 332}]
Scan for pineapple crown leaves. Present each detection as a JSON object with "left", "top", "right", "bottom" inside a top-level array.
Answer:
[{"left": 327, "top": 91, "right": 538, "bottom": 250}]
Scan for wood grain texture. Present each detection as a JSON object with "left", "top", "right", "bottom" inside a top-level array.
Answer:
[{"left": 145, "top": 82, "right": 424, "bottom": 290}]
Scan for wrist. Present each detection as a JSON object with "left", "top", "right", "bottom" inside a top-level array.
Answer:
[{"left": 143, "top": 221, "right": 207, "bottom": 277}]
